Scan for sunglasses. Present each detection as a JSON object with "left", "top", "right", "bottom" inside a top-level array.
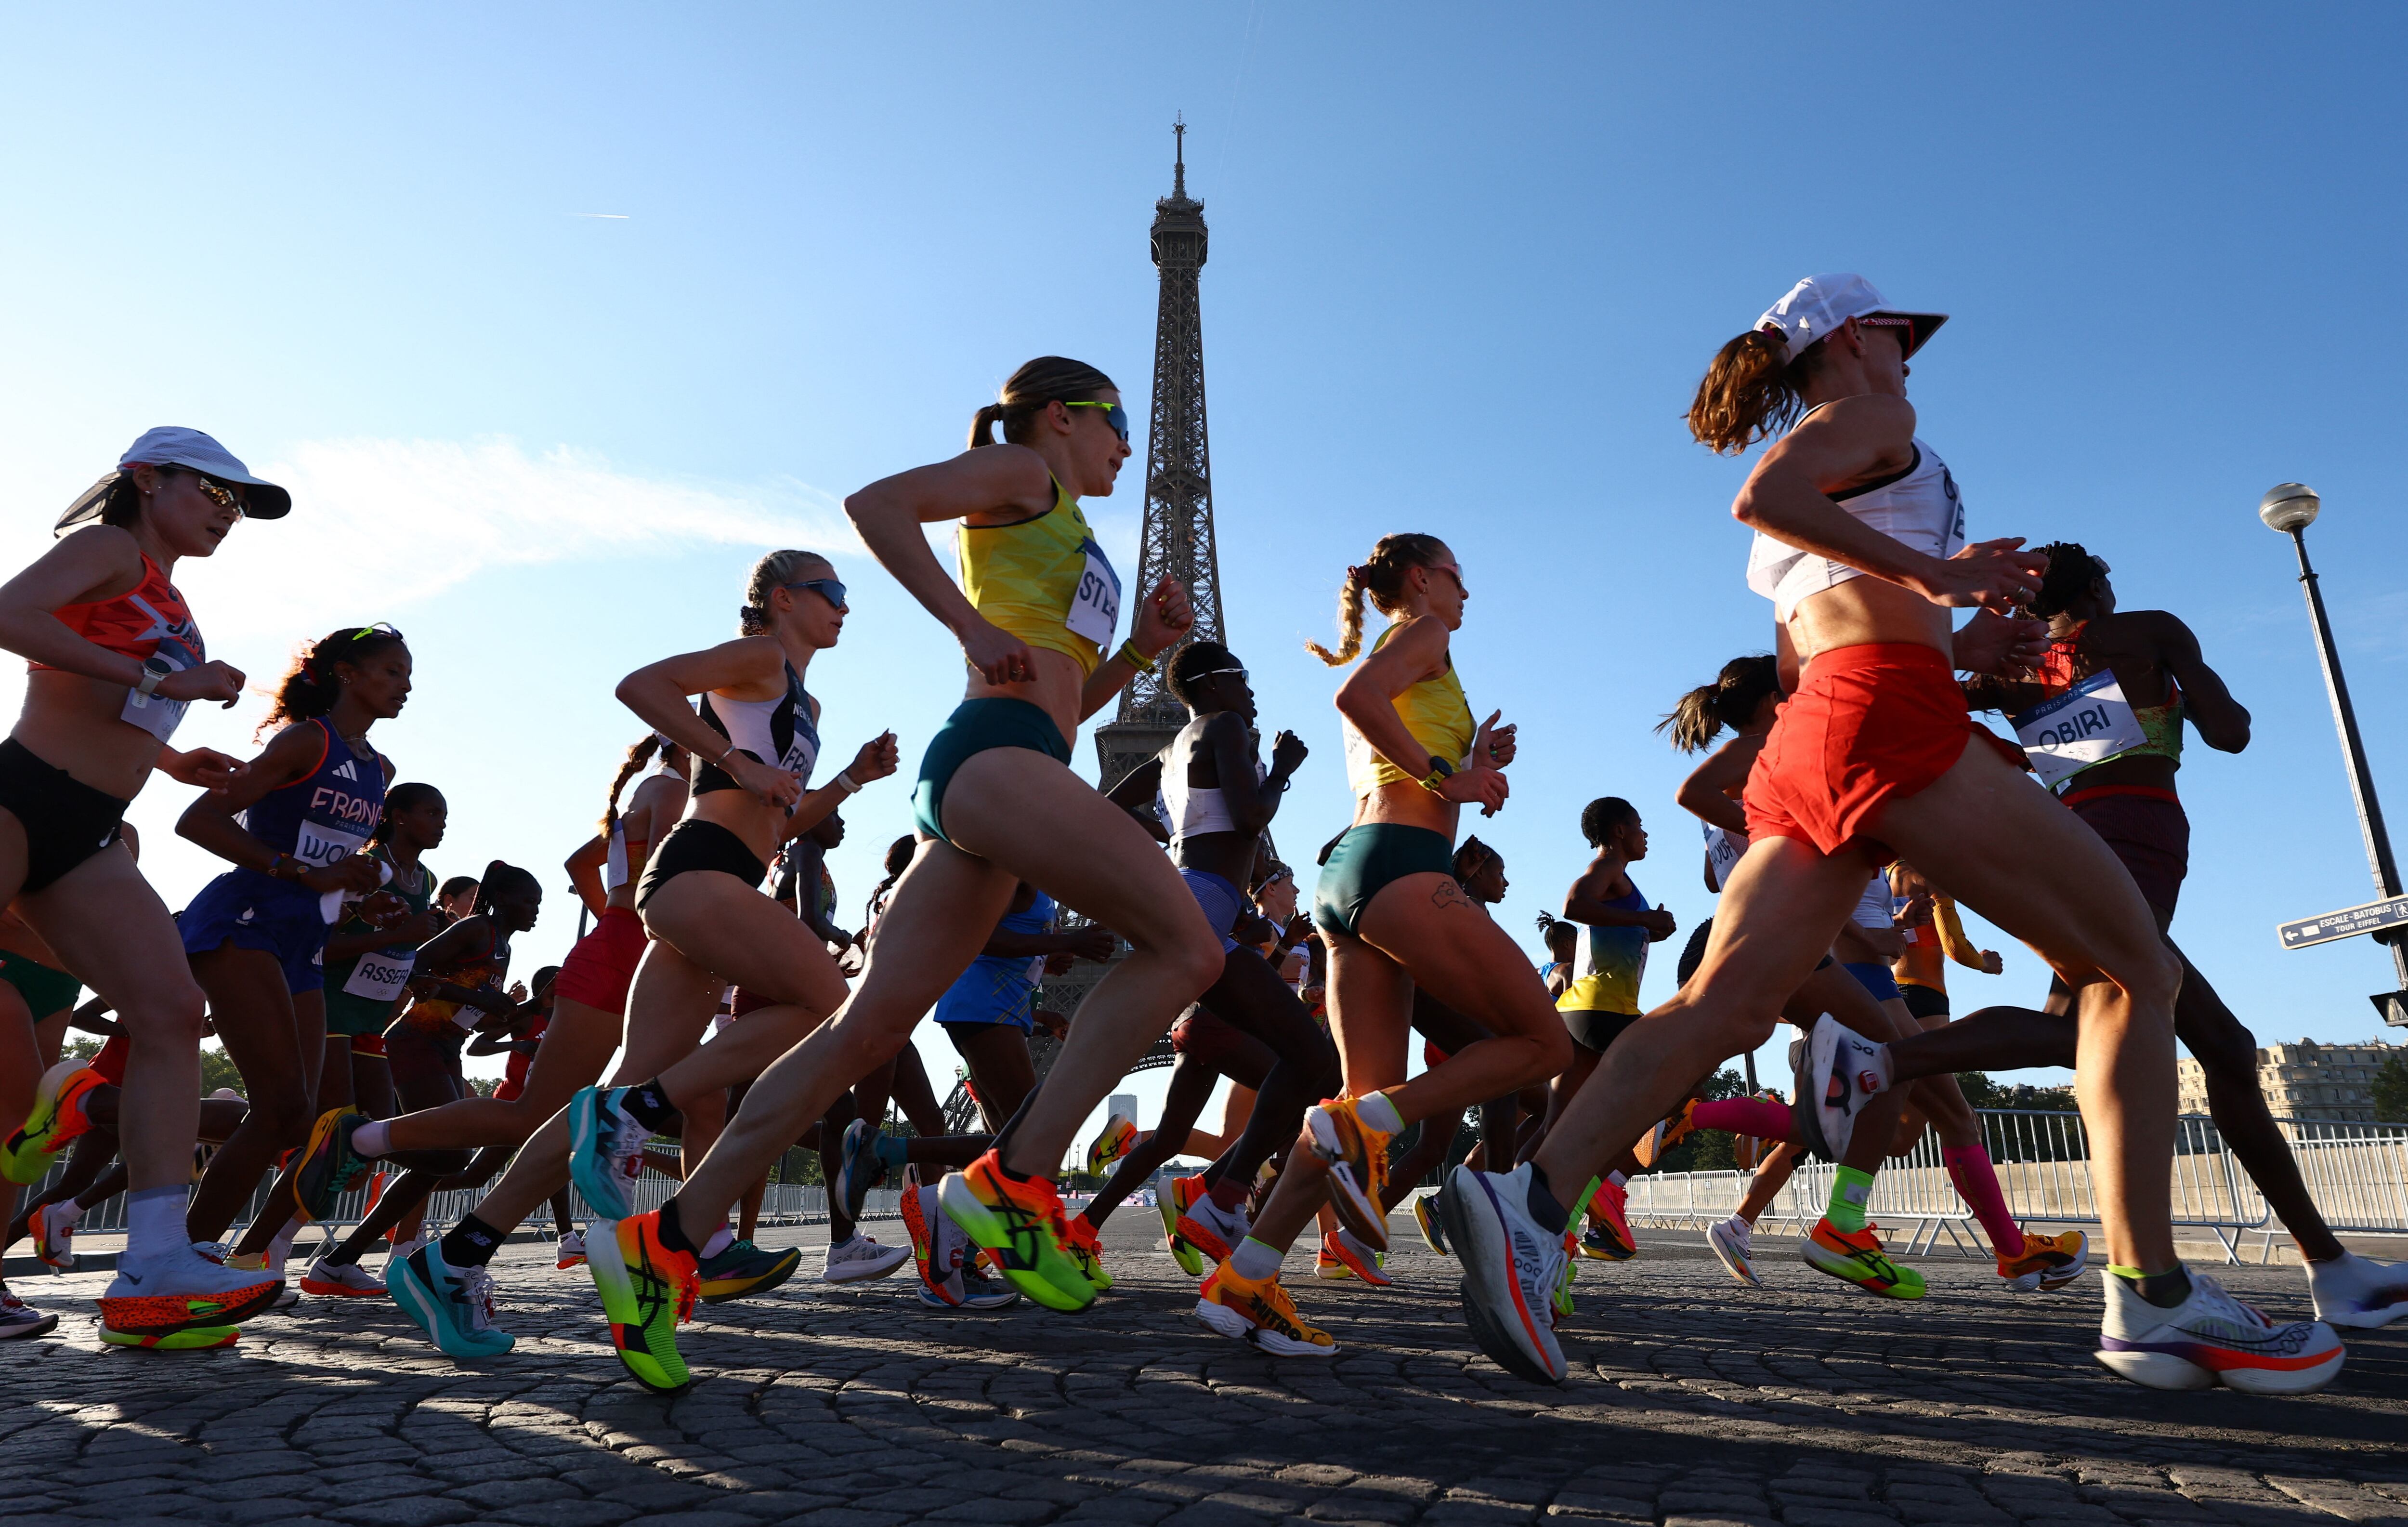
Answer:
[
  {"left": 1062, "top": 400, "right": 1131, "bottom": 443},
  {"left": 348, "top": 621, "right": 406, "bottom": 644},
  {"left": 171, "top": 467, "right": 247, "bottom": 516},
  {"left": 1194, "top": 664, "right": 1249, "bottom": 684},
  {"left": 782, "top": 579, "right": 848, "bottom": 609},
  {"left": 1855, "top": 315, "right": 1917, "bottom": 350}
]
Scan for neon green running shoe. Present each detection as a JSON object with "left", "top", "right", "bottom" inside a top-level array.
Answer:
[
  {"left": 939, "top": 1150, "right": 1093, "bottom": 1311},
  {"left": 589, "top": 1211, "right": 699, "bottom": 1393}
]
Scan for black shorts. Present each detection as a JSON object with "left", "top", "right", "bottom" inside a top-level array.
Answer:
[
  {"left": 0, "top": 738, "right": 129, "bottom": 894},
  {"left": 635, "top": 819, "right": 768, "bottom": 910},
  {"left": 1562, "top": 1007, "right": 1640, "bottom": 1055},
  {"left": 1900, "top": 982, "right": 1951, "bottom": 1023}
]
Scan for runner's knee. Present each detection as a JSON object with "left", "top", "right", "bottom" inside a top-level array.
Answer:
[{"left": 118, "top": 984, "right": 207, "bottom": 1048}]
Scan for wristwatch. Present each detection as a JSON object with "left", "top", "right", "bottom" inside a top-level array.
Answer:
[
  {"left": 1419, "top": 756, "right": 1455, "bottom": 796},
  {"left": 134, "top": 657, "right": 174, "bottom": 698}
]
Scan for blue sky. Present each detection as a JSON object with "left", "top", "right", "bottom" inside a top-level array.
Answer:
[{"left": 4, "top": 6, "right": 2405, "bottom": 1144}]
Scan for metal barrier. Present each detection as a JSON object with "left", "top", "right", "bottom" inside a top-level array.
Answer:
[
  {"left": 1620, "top": 1109, "right": 2408, "bottom": 1264},
  {"left": 16, "top": 1163, "right": 901, "bottom": 1250}
]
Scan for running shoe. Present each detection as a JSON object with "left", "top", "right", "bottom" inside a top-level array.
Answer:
[
  {"left": 835, "top": 1117, "right": 888, "bottom": 1221},
  {"left": 0, "top": 1285, "right": 57, "bottom": 1341},
  {"left": 1551, "top": 1236, "right": 1578, "bottom": 1322},
  {"left": 821, "top": 1233, "right": 910, "bottom": 1283},
  {"left": 29, "top": 1202, "right": 77, "bottom": 1270},
  {"left": 900, "top": 1166, "right": 955, "bottom": 1302},
  {"left": 1634, "top": 1098, "right": 1698, "bottom": 1171},
  {"left": 1320, "top": 1229, "right": 1389, "bottom": 1287},
  {"left": 1085, "top": 1113, "right": 1138, "bottom": 1177},
  {"left": 1707, "top": 1215, "right": 1760, "bottom": 1287},
  {"left": 1307, "top": 1096, "right": 1393, "bottom": 1253},
  {"left": 388, "top": 1234, "right": 430, "bottom": 1269},
  {"left": 291, "top": 1106, "right": 372, "bottom": 1223},
  {"left": 2307, "top": 1251, "right": 2408, "bottom": 1330},
  {"left": 389, "top": 1241, "right": 514, "bottom": 1357},
  {"left": 300, "top": 1257, "right": 387, "bottom": 1298},
  {"left": 1791, "top": 1015, "right": 1886, "bottom": 1164},
  {"left": 695, "top": 1237, "right": 801, "bottom": 1303},
  {"left": 1802, "top": 1218, "right": 1925, "bottom": 1299},
  {"left": 920, "top": 1267, "right": 1020, "bottom": 1310},
  {"left": 2096, "top": 1269, "right": 2344, "bottom": 1394},
  {"left": 98, "top": 1242, "right": 283, "bottom": 1345},
  {"left": 1438, "top": 1162, "right": 1569, "bottom": 1384},
  {"left": 557, "top": 1230, "right": 588, "bottom": 1270},
  {"left": 1195, "top": 1262, "right": 1336, "bottom": 1356},
  {"left": 567, "top": 1085, "right": 650, "bottom": 1221},
  {"left": 940, "top": 1152, "right": 1095, "bottom": 1311},
  {"left": 1063, "top": 1214, "right": 1111, "bottom": 1291},
  {"left": 1998, "top": 1227, "right": 2088, "bottom": 1293},
  {"left": 1580, "top": 1176, "right": 1635, "bottom": 1261},
  {"left": 1413, "top": 1191, "right": 1451, "bottom": 1256},
  {"left": 1175, "top": 1193, "right": 1251, "bottom": 1266},
  {"left": 0, "top": 1063, "right": 103, "bottom": 1184},
  {"left": 590, "top": 1212, "right": 698, "bottom": 1395},
  {"left": 1158, "top": 1172, "right": 1207, "bottom": 1276}
]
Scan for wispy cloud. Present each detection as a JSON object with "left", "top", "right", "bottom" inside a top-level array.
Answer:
[
  {"left": 170, "top": 436, "right": 854, "bottom": 639},
  {"left": 573, "top": 212, "right": 630, "bottom": 219}
]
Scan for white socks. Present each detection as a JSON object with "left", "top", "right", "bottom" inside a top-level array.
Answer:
[
  {"left": 1355, "top": 1091, "right": 1405, "bottom": 1135},
  {"left": 352, "top": 1119, "right": 393, "bottom": 1159},
  {"left": 125, "top": 1185, "right": 186, "bottom": 1259}
]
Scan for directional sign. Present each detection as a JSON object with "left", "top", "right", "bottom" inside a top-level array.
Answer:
[{"left": 2278, "top": 896, "right": 2408, "bottom": 950}]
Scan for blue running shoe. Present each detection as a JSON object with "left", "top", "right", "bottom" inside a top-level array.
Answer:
[
  {"left": 836, "top": 1117, "right": 885, "bottom": 1222},
  {"left": 389, "top": 1241, "right": 513, "bottom": 1358},
  {"left": 568, "top": 1086, "right": 649, "bottom": 1221}
]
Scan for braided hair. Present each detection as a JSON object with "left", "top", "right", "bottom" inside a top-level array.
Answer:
[
  {"left": 601, "top": 734, "right": 680, "bottom": 836},
  {"left": 2029, "top": 541, "right": 2108, "bottom": 619},
  {"left": 259, "top": 625, "right": 407, "bottom": 737},
  {"left": 1305, "top": 533, "right": 1450, "bottom": 667}
]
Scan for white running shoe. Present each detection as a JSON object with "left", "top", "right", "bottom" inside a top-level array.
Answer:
[
  {"left": 29, "top": 1202, "right": 78, "bottom": 1270},
  {"left": 0, "top": 1286, "right": 57, "bottom": 1340},
  {"left": 1707, "top": 1215, "right": 1760, "bottom": 1287},
  {"left": 2094, "top": 1269, "right": 2344, "bottom": 1394},
  {"left": 1791, "top": 1014, "right": 1888, "bottom": 1162},
  {"left": 299, "top": 1257, "right": 388, "bottom": 1299},
  {"left": 2307, "top": 1251, "right": 2408, "bottom": 1330},
  {"left": 556, "top": 1230, "right": 588, "bottom": 1270},
  {"left": 822, "top": 1233, "right": 910, "bottom": 1284},
  {"left": 1175, "top": 1194, "right": 1251, "bottom": 1265},
  {"left": 1438, "top": 1162, "right": 1569, "bottom": 1384}
]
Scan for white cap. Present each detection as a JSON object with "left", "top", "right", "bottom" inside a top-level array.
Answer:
[
  {"left": 55, "top": 425, "right": 291, "bottom": 534},
  {"left": 1754, "top": 274, "right": 1947, "bottom": 363}
]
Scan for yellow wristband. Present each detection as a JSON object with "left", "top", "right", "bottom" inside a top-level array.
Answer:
[{"left": 1116, "top": 639, "right": 1157, "bottom": 675}]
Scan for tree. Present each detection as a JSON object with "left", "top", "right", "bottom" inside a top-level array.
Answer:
[
  {"left": 2374, "top": 1054, "right": 2408, "bottom": 1123},
  {"left": 65, "top": 1036, "right": 248, "bottom": 1098},
  {"left": 1656, "top": 1067, "right": 1750, "bottom": 1173}
]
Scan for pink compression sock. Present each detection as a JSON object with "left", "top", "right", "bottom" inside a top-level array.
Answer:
[
  {"left": 1942, "top": 1144, "right": 2025, "bottom": 1258},
  {"left": 1692, "top": 1098, "right": 1793, "bottom": 1140}
]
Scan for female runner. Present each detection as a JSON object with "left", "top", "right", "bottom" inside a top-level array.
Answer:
[
  {"left": 176, "top": 626, "right": 403, "bottom": 1245},
  {"left": 1461, "top": 274, "right": 2335, "bottom": 1393},
  {"left": 583, "top": 357, "right": 1211, "bottom": 1391},
  {"left": 0, "top": 428, "right": 295, "bottom": 1345},
  {"left": 1194, "top": 533, "right": 1567, "bottom": 1357}
]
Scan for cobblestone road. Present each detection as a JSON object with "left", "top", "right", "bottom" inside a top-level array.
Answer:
[{"left": 2, "top": 1215, "right": 2403, "bottom": 1526}]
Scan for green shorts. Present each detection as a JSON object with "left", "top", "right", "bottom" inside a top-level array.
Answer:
[
  {"left": 912, "top": 698, "right": 1072, "bottom": 845},
  {"left": 324, "top": 989, "right": 404, "bottom": 1038},
  {"left": 1312, "top": 823, "right": 1455, "bottom": 939},
  {"left": 0, "top": 948, "right": 80, "bottom": 1019}
]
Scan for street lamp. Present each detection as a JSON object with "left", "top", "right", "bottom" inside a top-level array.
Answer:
[{"left": 2260, "top": 483, "right": 2408, "bottom": 1027}]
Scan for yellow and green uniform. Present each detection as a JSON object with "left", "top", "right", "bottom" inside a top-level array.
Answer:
[
  {"left": 912, "top": 476, "right": 1109, "bottom": 844},
  {"left": 1558, "top": 880, "right": 1650, "bottom": 1018},
  {"left": 1315, "top": 623, "right": 1478, "bottom": 939}
]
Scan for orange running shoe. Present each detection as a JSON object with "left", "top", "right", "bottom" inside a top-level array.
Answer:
[
  {"left": 1, "top": 1064, "right": 104, "bottom": 1184},
  {"left": 939, "top": 1151, "right": 1093, "bottom": 1311},
  {"left": 589, "top": 1211, "right": 699, "bottom": 1394},
  {"left": 1635, "top": 1098, "right": 1698, "bottom": 1171},
  {"left": 1196, "top": 1262, "right": 1335, "bottom": 1356},
  {"left": 1063, "top": 1212, "right": 1111, "bottom": 1291},
  {"left": 1306, "top": 1096, "right": 1394, "bottom": 1252},
  {"left": 1579, "top": 1176, "right": 1635, "bottom": 1261},
  {"left": 1998, "top": 1226, "right": 2088, "bottom": 1292},
  {"left": 1803, "top": 1218, "right": 1926, "bottom": 1299},
  {"left": 1158, "top": 1172, "right": 1208, "bottom": 1275}
]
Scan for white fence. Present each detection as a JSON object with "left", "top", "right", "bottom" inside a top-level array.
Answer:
[{"left": 1623, "top": 1109, "right": 2408, "bottom": 1264}]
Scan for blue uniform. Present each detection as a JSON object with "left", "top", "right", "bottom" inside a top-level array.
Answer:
[
  {"left": 181, "top": 719, "right": 386, "bottom": 994},
  {"left": 932, "top": 891, "right": 1056, "bottom": 1032}
]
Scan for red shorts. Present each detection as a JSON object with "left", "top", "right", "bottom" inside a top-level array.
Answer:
[
  {"left": 729, "top": 987, "right": 775, "bottom": 1018},
  {"left": 90, "top": 1034, "right": 130, "bottom": 1086},
  {"left": 550, "top": 907, "right": 648, "bottom": 1015},
  {"left": 351, "top": 1034, "right": 386, "bottom": 1059},
  {"left": 1745, "top": 643, "right": 2025, "bottom": 863},
  {"left": 2064, "top": 785, "right": 2188, "bottom": 916}
]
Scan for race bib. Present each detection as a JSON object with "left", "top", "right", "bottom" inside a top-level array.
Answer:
[
  {"left": 341, "top": 948, "right": 416, "bottom": 1002},
  {"left": 2013, "top": 672, "right": 2147, "bottom": 790},
  {"left": 1702, "top": 822, "right": 1742, "bottom": 891},
  {"left": 305, "top": 829, "right": 382, "bottom": 923},
  {"left": 453, "top": 1005, "right": 484, "bottom": 1032},
  {"left": 1066, "top": 539, "right": 1121, "bottom": 647},
  {"left": 119, "top": 659, "right": 193, "bottom": 745}
]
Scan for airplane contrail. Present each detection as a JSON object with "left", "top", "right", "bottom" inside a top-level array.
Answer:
[{"left": 573, "top": 212, "right": 631, "bottom": 220}]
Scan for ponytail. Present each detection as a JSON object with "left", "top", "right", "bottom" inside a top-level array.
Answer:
[
  {"left": 1655, "top": 653, "right": 1780, "bottom": 752},
  {"left": 471, "top": 859, "right": 537, "bottom": 917},
  {"left": 968, "top": 355, "right": 1118, "bottom": 448},
  {"left": 1688, "top": 327, "right": 1816, "bottom": 456},
  {"left": 864, "top": 833, "right": 916, "bottom": 926},
  {"left": 1305, "top": 532, "right": 1449, "bottom": 667},
  {"left": 601, "top": 735, "right": 662, "bottom": 836}
]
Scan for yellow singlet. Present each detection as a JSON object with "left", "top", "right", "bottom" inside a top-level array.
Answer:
[
  {"left": 955, "top": 476, "right": 1120, "bottom": 678},
  {"left": 1341, "top": 622, "right": 1475, "bottom": 796}
]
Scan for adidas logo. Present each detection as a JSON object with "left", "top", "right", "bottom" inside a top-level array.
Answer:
[{"left": 331, "top": 760, "right": 360, "bottom": 781}]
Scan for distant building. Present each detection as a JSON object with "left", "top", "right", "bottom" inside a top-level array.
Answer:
[{"left": 2178, "top": 1037, "right": 2405, "bottom": 1121}]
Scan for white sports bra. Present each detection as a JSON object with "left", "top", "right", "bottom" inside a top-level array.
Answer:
[
  {"left": 603, "top": 764, "right": 685, "bottom": 891},
  {"left": 1160, "top": 715, "right": 1266, "bottom": 842},
  {"left": 1745, "top": 426, "right": 1965, "bottom": 620}
]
